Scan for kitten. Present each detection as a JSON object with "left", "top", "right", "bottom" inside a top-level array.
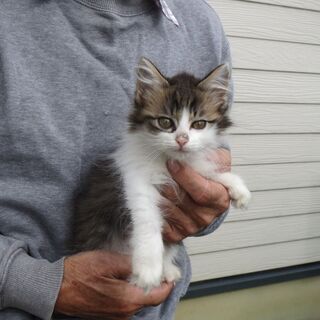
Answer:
[{"left": 72, "top": 58, "right": 251, "bottom": 292}]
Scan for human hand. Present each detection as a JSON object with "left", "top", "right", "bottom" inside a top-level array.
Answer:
[
  {"left": 162, "top": 149, "right": 231, "bottom": 243},
  {"left": 54, "top": 251, "right": 173, "bottom": 320}
]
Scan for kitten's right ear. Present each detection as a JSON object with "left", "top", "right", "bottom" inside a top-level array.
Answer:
[
  {"left": 198, "top": 64, "right": 231, "bottom": 92},
  {"left": 135, "top": 57, "right": 168, "bottom": 104},
  {"left": 197, "top": 64, "right": 231, "bottom": 113}
]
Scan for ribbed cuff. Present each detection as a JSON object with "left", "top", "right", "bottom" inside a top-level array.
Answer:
[
  {"left": 194, "top": 208, "right": 229, "bottom": 237},
  {"left": 1, "top": 249, "right": 64, "bottom": 320}
]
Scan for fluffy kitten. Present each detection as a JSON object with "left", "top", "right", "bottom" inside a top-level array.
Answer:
[{"left": 72, "top": 58, "right": 251, "bottom": 292}]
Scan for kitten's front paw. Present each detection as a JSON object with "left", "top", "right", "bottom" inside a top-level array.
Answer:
[
  {"left": 130, "top": 262, "right": 163, "bottom": 293},
  {"left": 162, "top": 261, "right": 181, "bottom": 283},
  {"left": 229, "top": 185, "right": 251, "bottom": 209}
]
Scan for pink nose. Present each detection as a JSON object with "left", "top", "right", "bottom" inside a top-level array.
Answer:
[{"left": 176, "top": 134, "right": 189, "bottom": 148}]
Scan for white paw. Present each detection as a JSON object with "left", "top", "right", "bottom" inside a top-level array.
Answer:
[
  {"left": 162, "top": 261, "right": 181, "bottom": 283},
  {"left": 229, "top": 185, "right": 251, "bottom": 209},
  {"left": 130, "top": 262, "right": 163, "bottom": 293}
]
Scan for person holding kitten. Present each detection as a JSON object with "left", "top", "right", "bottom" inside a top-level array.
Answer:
[{"left": 0, "top": 0, "right": 232, "bottom": 320}]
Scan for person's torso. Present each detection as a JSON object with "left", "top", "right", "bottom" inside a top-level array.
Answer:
[{"left": 0, "top": 0, "right": 225, "bottom": 318}]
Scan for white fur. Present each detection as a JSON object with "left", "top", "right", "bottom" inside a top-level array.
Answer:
[
  {"left": 163, "top": 244, "right": 181, "bottom": 282},
  {"left": 112, "top": 109, "right": 251, "bottom": 291}
]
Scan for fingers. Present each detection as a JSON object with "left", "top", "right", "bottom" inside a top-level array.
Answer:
[
  {"left": 97, "top": 278, "right": 173, "bottom": 317},
  {"left": 161, "top": 193, "right": 218, "bottom": 243},
  {"left": 167, "top": 160, "right": 217, "bottom": 206},
  {"left": 161, "top": 184, "right": 221, "bottom": 223},
  {"left": 161, "top": 181, "right": 230, "bottom": 243},
  {"left": 96, "top": 252, "right": 173, "bottom": 307},
  {"left": 209, "top": 149, "right": 231, "bottom": 173},
  {"left": 129, "top": 281, "right": 174, "bottom": 307},
  {"left": 161, "top": 201, "right": 196, "bottom": 242},
  {"left": 166, "top": 160, "right": 230, "bottom": 209},
  {"left": 56, "top": 251, "right": 173, "bottom": 320},
  {"left": 144, "top": 281, "right": 174, "bottom": 306},
  {"left": 106, "top": 253, "right": 132, "bottom": 279},
  {"left": 85, "top": 251, "right": 133, "bottom": 279},
  {"left": 175, "top": 193, "right": 220, "bottom": 228}
]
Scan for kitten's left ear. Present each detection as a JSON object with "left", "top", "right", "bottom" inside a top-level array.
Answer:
[
  {"left": 136, "top": 57, "right": 168, "bottom": 87},
  {"left": 198, "top": 64, "right": 231, "bottom": 112}
]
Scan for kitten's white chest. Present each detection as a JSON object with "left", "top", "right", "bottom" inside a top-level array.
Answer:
[
  {"left": 148, "top": 152, "right": 218, "bottom": 186},
  {"left": 185, "top": 154, "right": 218, "bottom": 180},
  {"left": 148, "top": 156, "right": 172, "bottom": 186}
]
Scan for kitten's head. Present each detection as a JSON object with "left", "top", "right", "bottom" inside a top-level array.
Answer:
[{"left": 129, "top": 57, "right": 232, "bottom": 159}]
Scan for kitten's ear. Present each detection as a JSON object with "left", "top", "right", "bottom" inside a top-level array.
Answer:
[
  {"left": 198, "top": 64, "right": 231, "bottom": 91},
  {"left": 135, "top": 57, "right": 168, "bottom": 104},
  {"left": 198, "top": 64, "right": 231, "bottom": 112}
]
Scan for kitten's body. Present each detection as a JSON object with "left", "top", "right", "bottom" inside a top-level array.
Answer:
[{"left": 72, "top": 58, "right": 251, "bottom": 291}]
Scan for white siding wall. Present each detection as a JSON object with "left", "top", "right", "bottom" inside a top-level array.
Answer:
[{"left": 185, "top": 0, "right": 320, "bottom": 282}]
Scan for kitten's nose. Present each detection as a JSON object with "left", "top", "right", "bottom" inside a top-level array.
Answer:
[{"left": 176, "top": 134, "right": 189, "bottom": 148}]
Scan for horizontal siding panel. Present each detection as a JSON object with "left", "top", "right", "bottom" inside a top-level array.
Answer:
[
  {"left": 228, "top": 187, "right": 320, "bottom": 221},
  {"left": 230, "top": 104, "right": 320, "bottom": 134},
  {"left": 190, "top": 238, "right": 320, "bottom": 281},
  {"left": 210, "top": 0, "right": 320, "bottom": 44},
  {"left": 230, "top": 37, "right": 320, "bottom": 73},
  {"left": 193, "top": 0, "right": 320, "bottom": 283},
  {"left": 233, "top": 70, "right": 320, "bottom": 104},
  {"left": 185, "top": 213, "right": 320, "bottom": 254},
  {"left": 243, "top": 0, "right": 320, "bottom": 11},
  {"left": 233, "top": 162, "right": 320, "bottom": 191},
  {"left": 230, "top": 134, "right": 320, "bottom": 165}
]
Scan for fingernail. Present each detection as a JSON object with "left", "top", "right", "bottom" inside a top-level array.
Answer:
[{"left": 168, "top": 160, "right": 181, "bottom": 173}]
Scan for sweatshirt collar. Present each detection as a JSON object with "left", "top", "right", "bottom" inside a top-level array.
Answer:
[
  {"left": 74, "top": 0, "right": 153, "bottom": 15},
  {"left": 74, "top": 0, "right": 179, "bottom": 25}
]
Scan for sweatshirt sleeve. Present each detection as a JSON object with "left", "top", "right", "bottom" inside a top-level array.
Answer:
[
  {"left": 218, "top": 36, "right": 234, "bottom": 151},
  {"left": 194, "top": 15, "right": 233, "bottom": 237},
  {"left": 0, "top": 235, "right": 64, "bottom": 320}
]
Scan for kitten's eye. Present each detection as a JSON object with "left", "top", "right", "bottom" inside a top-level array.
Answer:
[
  {"left": 192, "top": 120, "right": 207, "bottom": 130},
  {"left": 158, "top": 117, "right": 174, "bottom": 130}
]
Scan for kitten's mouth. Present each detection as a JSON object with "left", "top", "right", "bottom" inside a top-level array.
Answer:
[{"left": 174, "top": 148, "right": 189, "bottom": 154}]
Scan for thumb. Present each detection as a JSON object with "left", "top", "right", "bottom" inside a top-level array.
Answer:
[
  {"left": 94, "top": 251, "right": 132, "bottom": 278},
  {"left": 111, "top": 253, "right": 132, "bottom": 278}
]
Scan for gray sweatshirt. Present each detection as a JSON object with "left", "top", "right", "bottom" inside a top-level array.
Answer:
[{"left": 0, "top": 0, "right": 231, "bottom": 319}]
